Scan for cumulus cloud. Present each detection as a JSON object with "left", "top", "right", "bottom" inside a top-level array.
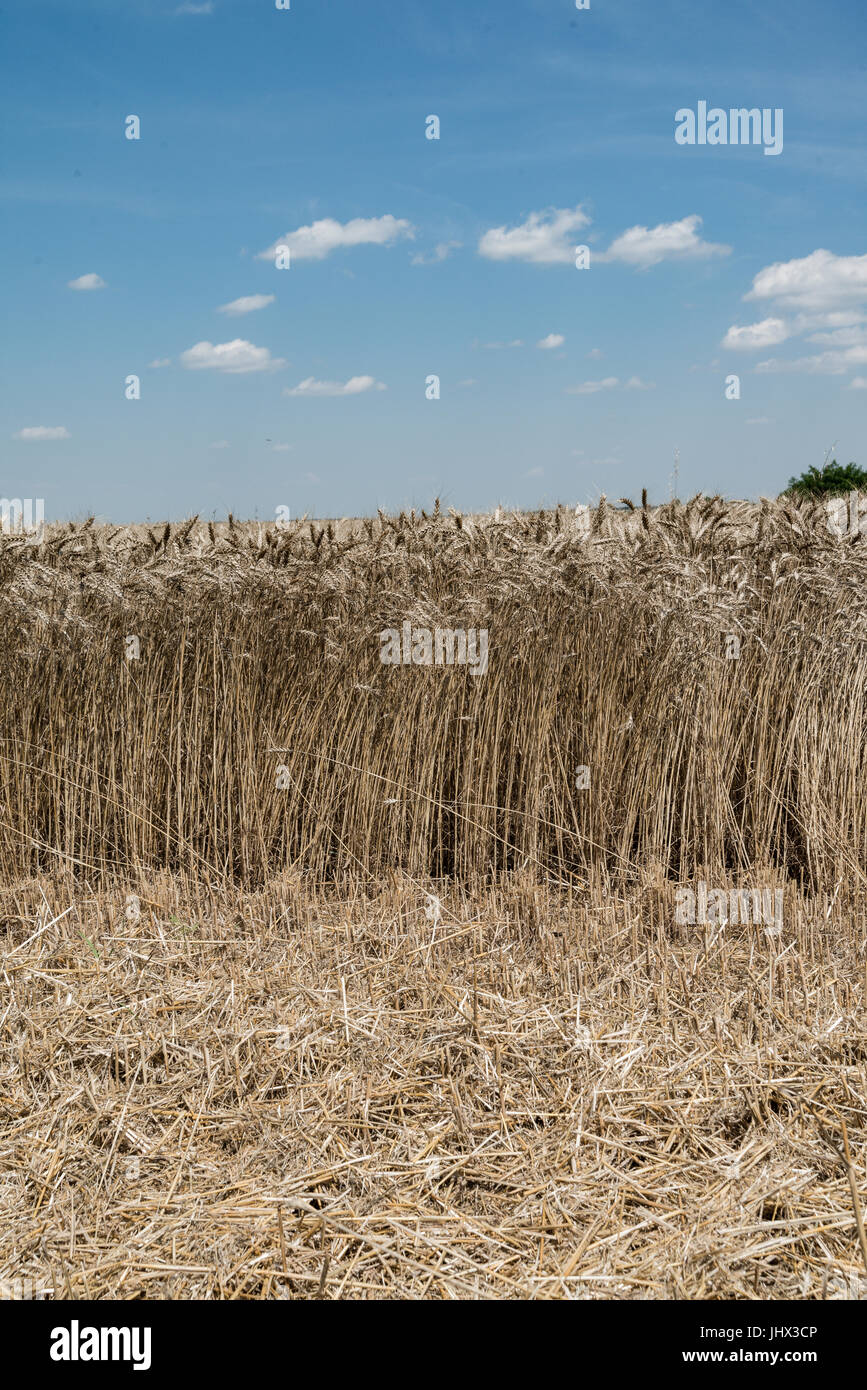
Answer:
[
  {"left": 745, "top": 249, "right": 867, "bottom": 313},
  {"left": 850, "top": 377, "right": 867, "bottom": 389},
  {"left": 722, "top": 317, "right": 790, "bottom": 351},
  {"left": 258, "top": 215, "right": 413, "bottom": 262},
  {"left": 478, "top": 209, "right": 731, "bottom": 271},
  {"left": 478, "top": 206, "right": 590, "bottom": 265},
  {"left": 148, "top": 358, "right": 171, "bottom": 368},
  {"left": 537, "top": 333, "right": 565, "bottom": 350},
  {"left": 217, "top": 294, "right": 275, "bottom": 316},
  {"left": 68, "top": 273, "right": 106, "bottom": 290},
  {"left": 13, "top": 426, "right": 70, "bottom": 440},
  {"left": 180, "top": 340, "right": 286, "bottom": 373},
  {"left": 625, "top": 376, "right": 655, "bottom": 389},
  {"left": 586, "top": 347, "right": 603, "bottom": 359},
  {"left": 282, "top": 376, "right": 386, "bottom": 397},
  {"left": 723, "top": 252, "right": 867, "bottom": 377},
  {"left": 566, "top": 377, "right": 619, "bottom": 395},
  {"left": 411, "top": 241, "right": 461, "bottom": 266},
  {"left": 601, "top": 215, "right": 730, "bottom": 268}
]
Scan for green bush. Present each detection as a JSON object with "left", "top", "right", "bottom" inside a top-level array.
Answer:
[{"left": 784, "top": 460, "right": 867, "bottom": 498}]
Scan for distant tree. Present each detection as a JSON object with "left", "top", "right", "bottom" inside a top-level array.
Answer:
[{"left": 784, "top": 459, "right": 867, "bottom": 498}]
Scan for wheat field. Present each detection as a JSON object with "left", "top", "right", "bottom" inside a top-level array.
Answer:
[{"left": 1, "top": 495, "right": 866, "bottom": 1299}]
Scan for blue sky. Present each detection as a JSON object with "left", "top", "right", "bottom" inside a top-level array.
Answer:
[{"left": 2, "top": 0, "right": 865, "bottom": 521}]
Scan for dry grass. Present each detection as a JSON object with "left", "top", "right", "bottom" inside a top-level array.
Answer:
[
  {"left": 1, "top": 496, "right": 865, "bottom": 1299},
  {"left": 1, "top": 873, "right": 865, "bottom": 1300}
]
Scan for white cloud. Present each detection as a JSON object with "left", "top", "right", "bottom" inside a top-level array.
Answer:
[
  {"left": 68, "top": 273, "right": 106, "bottom": 290},
  {"left": 217, "top": 294, "right": 275, "bottom": 316},
  {"left": 806, "top": 323, "right": 867, "bottom": 347},
  {"left": 180, "top": 339, "right": 286, "bottom": 373},
  {"left": 478, "top": 206, "right": 590, "bottom": 266},
  {"left": 601, "top": 215, "right": 730, "bottom": 269},
  {"left": 754, "top": 355, "right": 833, "bottom": 374},
  {"left": 482, "top": 339, "right": 523, "bottom": 349},
  {"left": 209, "top": 440, "right": 231, "bottom": 449},
  {"left": 566, "top": 375, "right": 653, "bottom": 394},
  {"left": 148, "top": 358, "right": 171, "bottom": 368},
  {"left": 586, "top": 347, "right": 603, "bottom": 359},
  {"left": 411, "top": 241, "right": 461, "bottom": 266},
  {"left": 745, "top": 249, "right": 867, "bottom": 313},
  {"left": 258, "top": 215, "right": 413, "bottom": 262},
  {"left": 848, "top": 377, "right": 867, "bottom": 389},
  {"left": 722, "top": 317, "right": 790, "bottom": 351},
  {"left": 800, "top": 310, "right": 865, "bottom": 331},
  {"left": 756, "top": 345, "right": 867, "bottom": 375},
  {"left": 477, "top": 210, "right": 730, "bottom": 271},
  {"left": 13, "top": 426, "right": 70, "bottom": 440},
  {"left": 283, "top": 376, "right": 386, "bottom": 397},
  {"left": 724, "top": 253, "right": 867, "bottom": 377},
  {"left": 537, "top": 333, "right": 565, "bottom": 350},
  {"left": 271, "top": 443, "right": 292, "bottom": 451},
  {"left": 566, "top": 377, "right": 619, "bottom": 395},
  {"left": 523, "top": 466, "right": 544, "bottom": 478}
]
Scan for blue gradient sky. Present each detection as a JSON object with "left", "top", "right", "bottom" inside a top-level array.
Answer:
[{"left": 2, "top": 0, "right": 865, "bottom": 521}]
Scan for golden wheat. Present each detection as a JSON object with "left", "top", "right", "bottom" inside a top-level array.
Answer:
[{"left": 0, "top": 496, "right": 863, "bottom": 893}]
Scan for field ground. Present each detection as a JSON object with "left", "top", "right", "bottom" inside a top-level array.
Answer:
[{"left": 2, "top": 873, "right": 866, "bottom": 1300}]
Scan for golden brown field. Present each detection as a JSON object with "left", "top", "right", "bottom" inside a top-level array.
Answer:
[{"left": 1, "top": 496, "right": 866, "bottom": 1299}]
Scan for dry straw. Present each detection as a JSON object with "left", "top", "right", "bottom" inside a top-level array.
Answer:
[
  {"left": 0, "top": 497, "right": 865, "bottom": 1299},
  {"left": 0, "top": 496, "right": 864, "bottom": 891}
]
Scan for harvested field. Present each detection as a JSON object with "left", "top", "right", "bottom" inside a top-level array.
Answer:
[
  {"left": 2, "top": 874, "right": 866, "bottom": 1300},
  {"left": 1, "top": 498, "right": 866, "bottom": 1299}
]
